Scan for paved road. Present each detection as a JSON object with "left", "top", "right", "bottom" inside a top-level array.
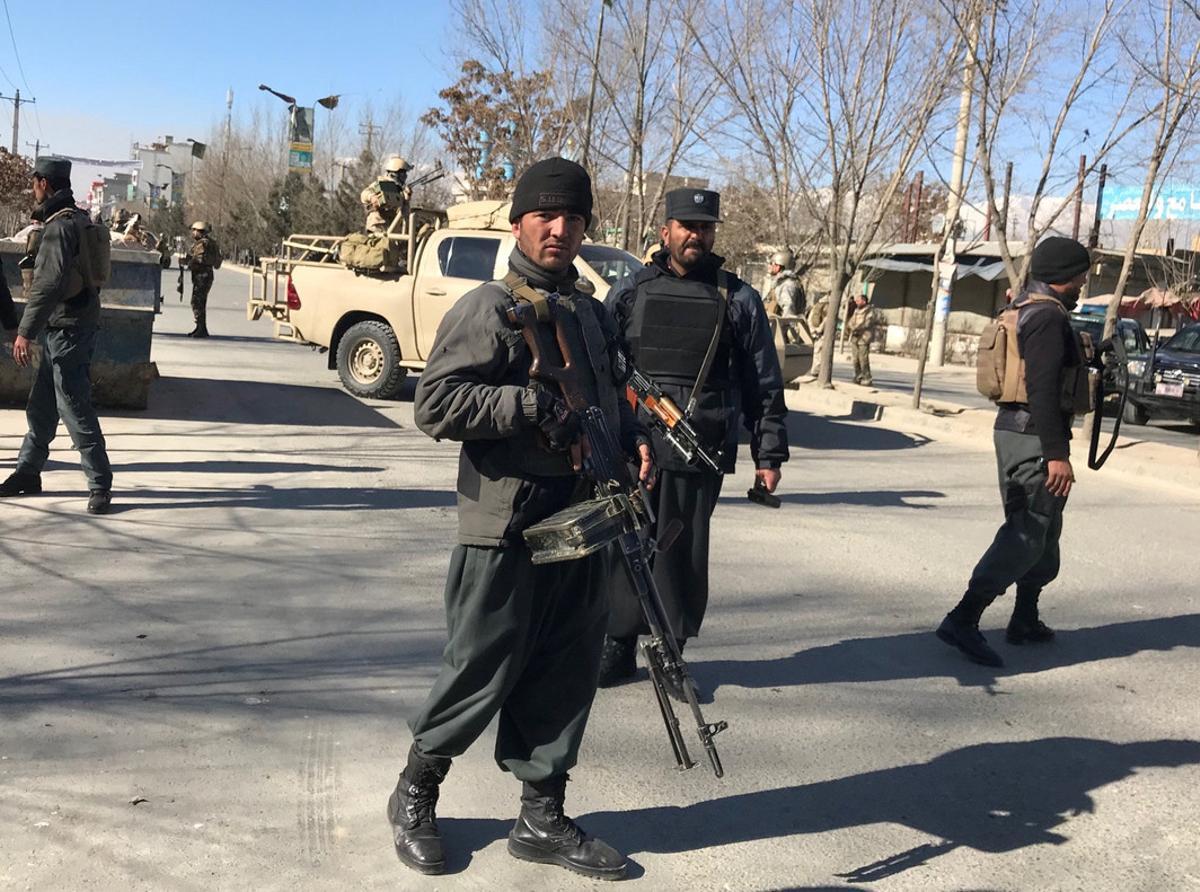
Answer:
[
  {"left": 1, "top": 269, "right": 1198, "bottom": 890},
  {"left": 825, "top": 348, "right": 1200, "bottom": 449}
]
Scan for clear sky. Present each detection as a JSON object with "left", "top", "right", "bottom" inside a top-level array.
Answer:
[{"left": 0, "top": 0, "right": 455, "bottom": 191}]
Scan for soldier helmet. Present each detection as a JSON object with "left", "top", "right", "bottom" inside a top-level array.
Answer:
[
  {"left": 191, "top": 221, "right": 211, "bottom": 233},
  {"left": 771, "top": 249, "right": 794, "bottom": 268},
  {"left": 384, "top": 156, "right": 412, "bottom": 174}
]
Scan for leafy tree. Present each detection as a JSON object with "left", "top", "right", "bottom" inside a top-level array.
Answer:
[{"left": 422, "top": 59, "right": 571, "bottom": 200}]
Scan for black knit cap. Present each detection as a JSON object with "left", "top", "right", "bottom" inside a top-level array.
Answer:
[
  {"left": 509, "top": 157, "right": 593, "bottom": 227},
  {"left": 1030, "top": 236, "right": 1091, "bottom": 285}
]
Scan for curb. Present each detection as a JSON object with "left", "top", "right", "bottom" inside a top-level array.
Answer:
[{"left": 785, "top": 381, "right": 1200, "bottom": 492}]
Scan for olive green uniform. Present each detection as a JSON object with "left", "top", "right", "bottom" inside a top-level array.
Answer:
[
  {"left": 847, "top": 301, "right": 879, "bottom": 385},
  {"left": 409, "top": 248, "right": 644, "bottom": 782},
  {"left": 187, "top": 235, "right": 221, "bottom": 332}
]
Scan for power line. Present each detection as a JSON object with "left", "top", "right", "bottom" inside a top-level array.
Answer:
[{"left": 2, "top": 0, "right": 34, "bottom": 93}]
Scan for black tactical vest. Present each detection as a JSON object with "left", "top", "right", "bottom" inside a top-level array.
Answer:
[{"left": 626, "top": 273, "right": 733, "bottom": 392}]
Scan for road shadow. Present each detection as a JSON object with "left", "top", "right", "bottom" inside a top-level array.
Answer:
[
  {"left": 749, "top": 411, "right": 930, "bottom": 452},
  {"left": 121, "top": 376, "right": 399, "bottom": 428},
  {"left": 153, "top": 332, "right": 281, "bottom": 345},
  {"left": 578, "top": 737, "right": 1200, "bottom": 881},
  {"left": 111, "top": 460, "right": 386, "bottom": 475},
  {"left": 691, "top": 614, "right": 1200, "bottom": 694},
  {"left": 720, "top": 489, "right": 944, "bottom": 510},
  {"left": 120, "top": 484, "right": 456, "bottom": 511}
]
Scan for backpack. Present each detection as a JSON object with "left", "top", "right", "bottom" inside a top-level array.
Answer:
[
  {"left": 339, "top": 231, "right": 398, "bottom": 271},
  {"left": 48, "top": 208, "right": 112, "bottom": 289},
  {"left": 204, "top": 238, "right": 223, "bottom": 269},
  {"left": 975, "top": 294, "right": 1081, "bottom": 405}
]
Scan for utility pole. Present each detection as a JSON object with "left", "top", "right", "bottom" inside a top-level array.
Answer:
[
  {"left": 1071, "top": 154, "right": 1087, "bottom": 240},
  {"left": 913, "top": 5, "right": 978, "bottom": 405},
  {"left": 358, "top": 119, "right": 378, "bottom": 159},
  {"left": 26, "top": 140, "right": 46, "bottom": 159},
  {"left": 218, "top": 88, "right": 234, "bottom": 230},
  {"left": 1, "top": 89, "right": 36, "bottom": 153},
  {"left": 581, "top": 0, "right": 608, "bottom": 168}
]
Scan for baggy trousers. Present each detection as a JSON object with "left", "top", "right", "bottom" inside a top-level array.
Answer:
[
  {"left": 606, "top": 468, "right": 724, "bottom": 642},
  {"left": 16, "top": 326, "right": 113, "bottom": 491},
  {"left": 191, "top": 269, "right": 214, "bottom": 329},
  {"left": 409, "top": 543, "right": 608, "bottom": 783},
  {"left": 966, "top": 429, "right": 1067, "bottom": 602},
  {"left": 851, "top": 336, "right": 872, "bottom": 383}
]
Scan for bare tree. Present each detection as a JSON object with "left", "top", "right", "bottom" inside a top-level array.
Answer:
[
  {"left": 963, "top": 0, "right": 1156, "bottom": 286},
  {"left": 1099, "top": 0, "right": 1200, "bottom": 340}
]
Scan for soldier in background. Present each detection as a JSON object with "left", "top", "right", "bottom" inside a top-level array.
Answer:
[
  {"left": 361, "top": 156, "right": 412, "bottom": 234},
  {"left": 17, "top": 206, "right": 46, "bottom": 295},
  {"left": 183, "top": 221, "right": 222, "bottom": 338},
  {"left": 803, "top": 294, "right": 830, "bottom": 380},
  {"left": 846, "top": 292, "right": 881, "bottom": 386},
  {"left": 763, "top": 249, "right": 805, "bottom": 318},
  {"left": 109, "top": 207, "right": 131, "bottom": 233}
]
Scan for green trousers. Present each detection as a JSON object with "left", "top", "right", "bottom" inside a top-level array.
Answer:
[
  {"left": 966, "top": 429, "right": 1067, "bottom": 604},
  {"left": 409, "top": 544, "right": 608, "bottom": 782},
  {"left": 851, "top": 336, "right": 872, "bottom": 383}
]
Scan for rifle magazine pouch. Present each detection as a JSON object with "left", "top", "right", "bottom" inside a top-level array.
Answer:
[{"left": 523, "top": 494, "right": 638, "bottom": 565}]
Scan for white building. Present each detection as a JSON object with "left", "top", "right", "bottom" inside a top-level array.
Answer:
[{"left": 132, "top": 136, "right": 200, "bottom": 208}]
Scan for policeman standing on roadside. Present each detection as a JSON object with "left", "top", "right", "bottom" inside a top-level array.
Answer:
[
  {"left": 599, "top": 187, "right": 789, "bottom": 689},
  {"left": 0, "top": 157, "right": 114, "bottom": 514},
  {"left": 389, "top": 158, "right": 652, "bottom": 881},
  {"left": 937, "top": 237, "right": 1093, "bottom": 667},
  {"left": 183, "top": 221, "right": 221, "bottom": 338}
]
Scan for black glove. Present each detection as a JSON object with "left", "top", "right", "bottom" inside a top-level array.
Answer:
[{"left": 533, "top": 388, "right": 581, "bottom": 453}]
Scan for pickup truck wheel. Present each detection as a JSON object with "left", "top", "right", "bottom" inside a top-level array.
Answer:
[
  {"left": 1122, "top": 398, "right": 1150, "bottom": 425},
  {"left": 337, "top": 320, "right": 406, "bottom": 400}
]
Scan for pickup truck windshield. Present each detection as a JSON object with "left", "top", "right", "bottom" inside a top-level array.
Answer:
[
  {"left": 578, "top": 244, "right": 641, "bottom": 286},
  {"left": 1165, "top": 326, "right": 1200, "bottom": 353}
]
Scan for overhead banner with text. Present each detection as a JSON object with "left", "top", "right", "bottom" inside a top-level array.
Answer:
[{"left": 288, "top": 106, "right": 314, "bottom": 172}]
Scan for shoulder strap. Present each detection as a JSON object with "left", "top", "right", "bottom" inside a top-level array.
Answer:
[
  {"left": 502, "top": 271, "right": 552, "bottom": 323},
  {"left": 684, "top": 270, "right": 733, "bottom": 417}
]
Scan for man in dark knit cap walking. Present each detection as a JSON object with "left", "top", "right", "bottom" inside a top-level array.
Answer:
[
  {"left": 386, "top": 157, "right": 652, "bottom": 880},
  {"left": 937, "top": 236, "right": 1094, "bottom": 668}
]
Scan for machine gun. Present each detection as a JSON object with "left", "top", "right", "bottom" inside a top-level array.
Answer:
[
  {"left": 508, "top": 294, "right": 728, "bottom": 778},
  {"left": 407, "top": 161, "right": 446, "bottom": 190}
]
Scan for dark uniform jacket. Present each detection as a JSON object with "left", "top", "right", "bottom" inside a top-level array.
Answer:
[
  {"left": 995, "top": 282, "right": 1083, "bottom": 461},
  {"left": 606, "top": 249, "right": 788, "bottom": 474},
  {"left": 414, "top": 248, "right": 645, "bottom": 547},
  {"left": 0, "top": 266, "right": 17, "bottom": 331},
  {"left": 18, "top": 189, "right": 99, "bottom": 340}
]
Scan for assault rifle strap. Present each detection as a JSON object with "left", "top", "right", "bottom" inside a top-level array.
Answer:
[
  {"left": 502, "top": 271, "right": 552, "bottom": 323},
  {"left": 684, "top": 270, "right": 732, "bottom": 418}
]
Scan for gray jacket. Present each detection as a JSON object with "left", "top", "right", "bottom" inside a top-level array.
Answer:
[
  {"left": 19, "top": 190, "right": 99, "bottom": 339},
  {"left": 414, "top": 250, "right": 645, "bottom": 547}
]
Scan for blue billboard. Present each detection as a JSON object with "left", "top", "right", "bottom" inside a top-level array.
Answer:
[{"left": 1102, "top": 184, "right": 1200, "bottom": 221}]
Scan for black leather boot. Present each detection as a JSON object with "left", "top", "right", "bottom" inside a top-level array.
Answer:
[
  {"left": 1007, "top": 588, "right": 1055, "bottom": 644},
  {"left": 0, "top": 471, "right": 41, "bottom": 497},
  {"left": 386, "top": 743, "right": 451, "bottom": 875},
  {"left": 507, "top": 775, "right": 627, "bottom": 880},
  {"left": 597, "top": 635, "right": 637, "bottom": 688},
  {"left": 937, "top": 592, "right": 1003, "bottom": 667}
]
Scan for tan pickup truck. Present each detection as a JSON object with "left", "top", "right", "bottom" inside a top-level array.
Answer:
[{"left": 247, "top": 200, "right": 811, "bottom": 399}]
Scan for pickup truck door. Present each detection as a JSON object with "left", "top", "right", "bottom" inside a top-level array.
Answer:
[{"left": 414, "top": 231, "right": 505, "bottom": 359}]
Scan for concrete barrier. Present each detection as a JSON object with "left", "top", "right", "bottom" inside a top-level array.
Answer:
[{"left": 0, "top": 240, "right": 160, "bottom": 409}]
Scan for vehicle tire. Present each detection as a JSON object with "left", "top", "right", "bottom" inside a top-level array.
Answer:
[
  {"left": 336, "top": 320, "right": 406, "bottom": 400},
  {"left": 1122, "top": 398, "right": 1150, "bottom": 426}
]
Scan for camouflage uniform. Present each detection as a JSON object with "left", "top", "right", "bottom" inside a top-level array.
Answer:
[
  {"left": 806, "top": 297, "right": 829, "bottom": 377},
  {"left": 187, "top": 233, "right": 221, "bottom": 336},
  {"left": 360, "top": 178, "right": 411, "bottom": 234},
  {"left": 847, "top": 300, "right": 880, "bottom": 385}
]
